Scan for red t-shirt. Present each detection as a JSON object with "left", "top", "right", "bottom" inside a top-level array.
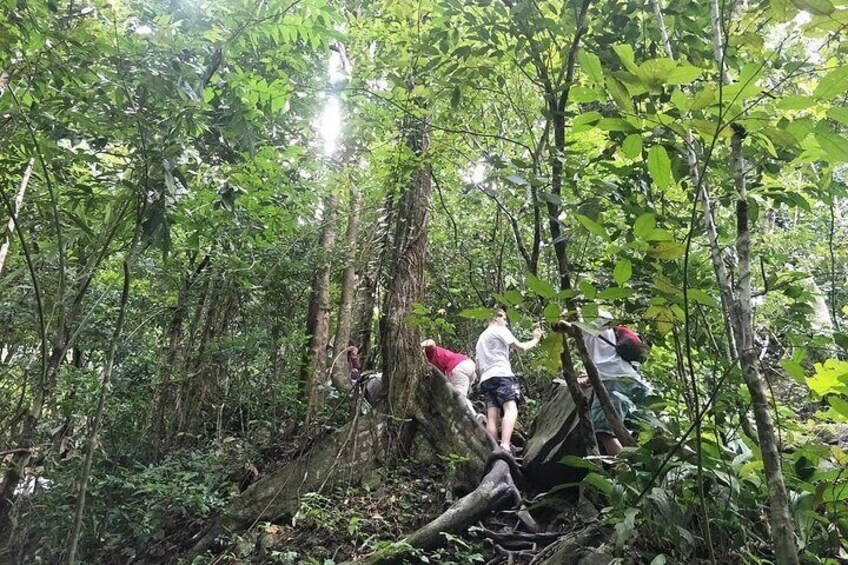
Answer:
[{"left": 424, "top": 346, "right": 469, "bottom": 374}]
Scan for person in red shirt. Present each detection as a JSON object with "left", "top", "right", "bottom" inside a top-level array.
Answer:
[{"left": 420, "top": 339, "right": 477, "bottom": 413}]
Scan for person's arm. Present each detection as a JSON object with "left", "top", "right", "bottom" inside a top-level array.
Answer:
[{"left": 510, "top": 327, "right": 543, "bottom": 352}]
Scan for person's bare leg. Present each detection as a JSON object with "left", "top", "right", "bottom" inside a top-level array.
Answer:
[
  {"left": 500, "top": 400, "right": 518, "bottom": 451},
  {"left": 487, "top": 407, "right": 500, "bottom": 441},
  {"left": 598, "top": 433, "right": 622, "bottom": 456}
]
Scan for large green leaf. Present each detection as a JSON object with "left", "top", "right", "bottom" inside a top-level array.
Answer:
[
  {"left": 622, "top": 134, "right": 643, "bottom": 159},
  {"left": 634, "top": 213, "right": 656, "bottom": 239},
  {"left": 807, "top": 359, "right": 848, "bottom": 396},
  {"left": 459, "top": 307, "right": 495, "bottom": 320},
  {"left": 614, "top": 258, "right": 633, "bottom": 285},
  {"left": 598, "top": 287, "right": 633, "bottom": 300},
  {"left": 613, "top": 44, "right": 639, "bottom": 74},
  {"left": 648, "top": 241, "right": 686, "bottom": 260},
  {"left": 575, "top": 213, "right": 610, "bottom": 240},
  {"left": 606, "top": 76, "right": 632, "bottom": 110},
  {"left": 816, "top": 130, "right": 848, "bottom": 162},
  {"left": 647, "top": 146, "right": 675, "bottom": 188},
  {"left": 666, "top": 65, "right": 702, "bottom": 85},
  {"left": 635, "top": 58, "right": 677, "bottom": 90},
  {"left": 826, "top": 107, "right": 848, "bottom": 124},
  {"left": 791, "top": 0, "right": 835, "bottom": 15},
  {"left": 526, "top": 273, "right": 557, "bottom": 300},
  {"left": 815, "top": 66, "right": 848, "bottom": 99},
  {"left": 579, "top": 50, "right": 605, "bottom": 87}
]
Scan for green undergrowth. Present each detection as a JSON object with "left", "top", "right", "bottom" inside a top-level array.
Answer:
[{"left": 192, "top": 463, "right": 489, "bottom": 565}]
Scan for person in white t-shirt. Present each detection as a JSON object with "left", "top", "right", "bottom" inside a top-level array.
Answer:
[
  {"left": 578, "top": 310, "right": 651, "bottom": 456},
  {"left": 475, "top": 308, "right": 543, "bottom": 455}
]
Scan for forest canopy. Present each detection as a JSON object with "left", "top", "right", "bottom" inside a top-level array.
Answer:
[{"left": 1, "top": 0, "right": 848, "bottom": 563}]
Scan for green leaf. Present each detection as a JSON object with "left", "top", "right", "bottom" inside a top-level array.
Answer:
[
  {"left": 597, "top": 118, "right": 637, "bottom": 132},
  {"left": 782, "top": 359, "right": 806, "bottom": 385},
  {"left": 575, "top": 214, "right": 609, "bottom": 240},
  {"left": 570, "top": 86, "right": 601, "bottom": 104},
  {"left": 560, "top": 455, "right": 601, "bottom": 471},
  {"left": 648, "top": 241, "right": 686, "bottom": 260},
  {"left": 606, "top": 76, "right": 632, "bottom": 110},
  {"left": 815, "top": 66, "right": 848, "bottom": 99},
  {"left": 582, "top": 472, "right": 613, "bottom": 496},
  {"left": 690, "top": 119, "right": 730, "bottom": 139},
  {"left": 622, "top": 134, "right": 643, "bottom": 159},
  {"left": 613, "top": 44, "right": 638, "bottom": 74},
  {"left": 635, "top": 58, "right": 677, "bottom": 90},
  {"left": 765, "top": 126, "right": 800, "bottom": 148},
  {"left": 634, "top": 213, "right": 656, "bottom": 239},
  {"left": 688, "top": 289, "right": 718, "bottom": 307},
  {"left": 691, "top": 85, "right": 716, "bottom": 110},
  {"left": 670, "top": 89, "right": 690, "bottom": 112},
  {"left": 543, "top": 302, "right": 561, "bottom": 320},
  {"left": 807, "top": 359, "right": 848, "bottom": 396},
  {"left": 827, "top": 395, "right": 848, "bottom": 419},
  {"left": 826, "top": 107, "right": 848, "bottom": 125},
  {"left": 646, "top": 228, "right": 673, "bottom": 241},
  {"left": 526, "top": 273, "right": 557, "bottom": 300},
  {"left": 506, "top": 174, "right": 529, "bottom": 186},
  {"left": 816, "top": 130, "right": 848, "bottom": 162},
  {"left": 771, "top": 0, "right": 799, "bottom": 19},
  {"left": 579, "top": 280, "right": 597, "bottom": 300},
  {"left": 572, "top": 111, "right": 602, "bottom": 129},
  {"left": 494, "top": 290, "right": 523, "bottom": 306},
  {"left": 791, "top": 0, "right": 835, "bottom": 15},
  {"left": 667, "top": 65, "right": 702, "bottom": 85},
  {"left": 777, "top": 95, "right": 816, "bottom": 110},
  {"left": 614, "top": 258, "right": 633, "bottom": 285},
  {"left": 459, "top": 307, "right": 495, "bottom": 320},
  {"left": 647, "top": 146, "right": 675, "bottom": 188},
  {"left": 598, "top": 287, "right": 632, "bottom": 300},
  {"left": 579, "top": 50, "right": 604, "bottom": 87}
]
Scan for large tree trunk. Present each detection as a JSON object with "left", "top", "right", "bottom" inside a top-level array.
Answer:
[
  {"left": 332, "top": 185, "right": 361, "bottom": 391},
  {"left": 302, "top": 193, "right": 339, "bottom": 421},
  {"left": 381, "top": 113, "right": 431, "bottom": 431}
]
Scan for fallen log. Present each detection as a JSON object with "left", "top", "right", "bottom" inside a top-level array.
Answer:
[{"left": 345, "top": 454, "right": 521, "bottom": 565}]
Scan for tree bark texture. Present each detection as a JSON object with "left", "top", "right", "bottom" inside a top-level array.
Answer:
[
  {"left": 382, "top": 114, "right": 431, "bottom": 430},
  {"left": 524, "top": 380, "right": 593, "bottom": 492},
  {"left": 332, "top": 185, "right": 361, "bottom": 391},
  {"left": 302, "top": 192, "right": 339, "bottom": 421}
]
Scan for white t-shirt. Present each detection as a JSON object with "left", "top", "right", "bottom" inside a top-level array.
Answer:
[
  {"left": 476, "top": 325, "right": 518, "bottom": 382},
  {"left": 583, "top": 327, "right": 641, "bottom": 381}
]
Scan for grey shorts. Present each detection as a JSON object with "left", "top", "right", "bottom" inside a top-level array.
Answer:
[{"left": 480, "top": 376, "right": 522, "bottom": 410}]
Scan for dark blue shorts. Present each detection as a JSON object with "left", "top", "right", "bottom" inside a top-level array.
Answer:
[{"left": 480, "top": 376, "right": 522, "bottom": 410}]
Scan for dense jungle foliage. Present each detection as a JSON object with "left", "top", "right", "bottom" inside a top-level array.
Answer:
[{"left": 2, "top": 0, "right": 848, "bottom": 563}]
